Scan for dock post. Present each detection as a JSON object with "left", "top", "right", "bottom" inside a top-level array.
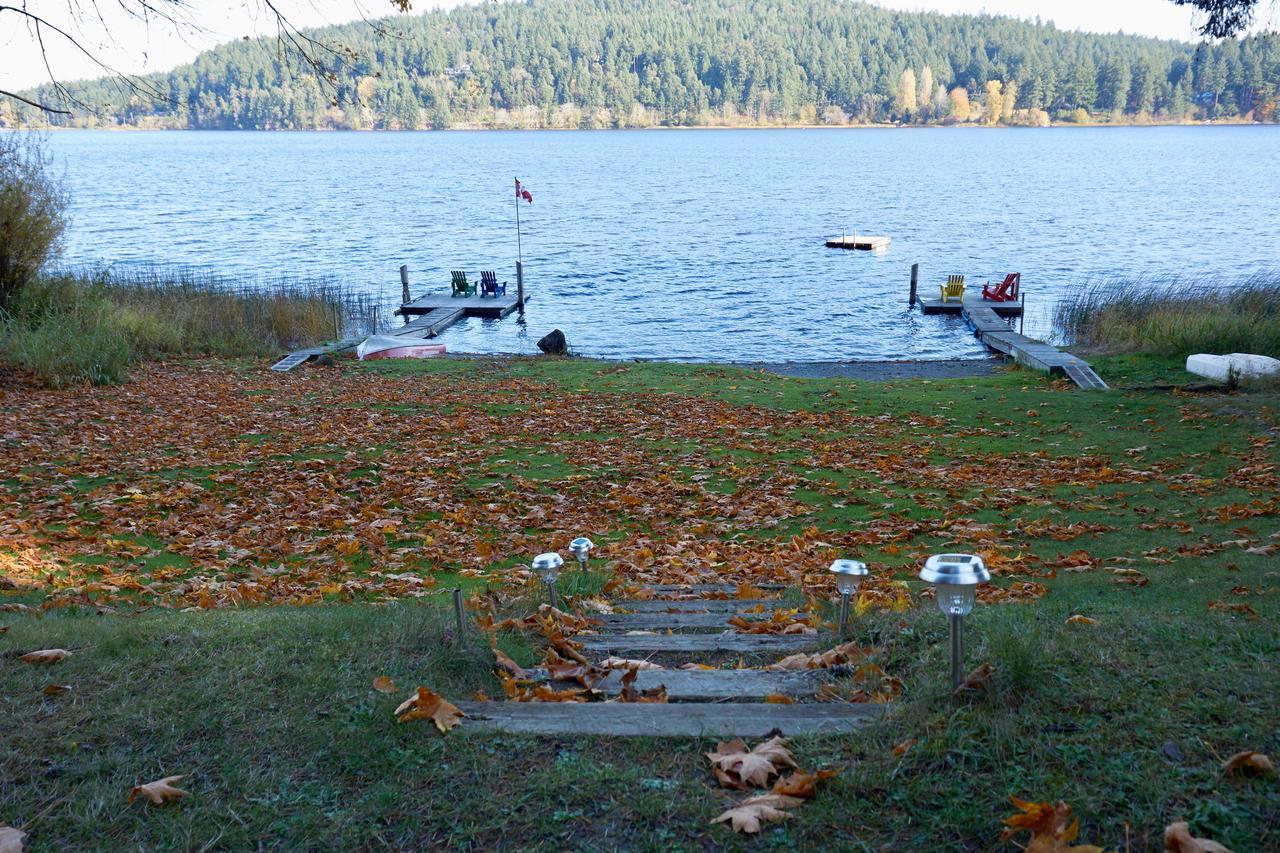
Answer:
[
  {"left": 400, "top": 265, "right": 410, "bottom": 305},
  {"left": 1020, "top": 290, "right": 1026, "bottom": 335},
  {"left": 909, "top": 263, "right": 919, "bottom": 307},
  {"left": 516, "top": 261, "right": 525, "bottom": 314}
]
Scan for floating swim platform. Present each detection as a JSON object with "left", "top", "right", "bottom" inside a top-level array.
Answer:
[{"left": 826, "top": 235, "right": 890, "bottom": 250}]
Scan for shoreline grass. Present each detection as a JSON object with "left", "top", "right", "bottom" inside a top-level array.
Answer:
[
  {"left": 2, "top": 354, "right": 1277, "bottom": 848},
  {"left": 1053, "top": 274, "right": 1280, "bottom": 358},
  {"left": 0, "top": 268, "right": 388, "bottom": 386}
]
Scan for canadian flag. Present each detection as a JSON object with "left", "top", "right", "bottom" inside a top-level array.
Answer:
[{"left": 515, "top": 179, "right": 533, "bottom": 204}]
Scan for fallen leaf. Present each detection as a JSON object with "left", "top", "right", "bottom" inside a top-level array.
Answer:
[
  {"left": 1065, "top": 615, "right": 1097, "bottom": 626},
  {"left": 954, "top": 662, "right": 992, "bottom": 696},
  {"left": 0, "top": 825, "right": 25, "bottom": 853},
  {"left": 771, "top": 768, "right": 838, "bottom": 799},
  {"left": 891, "top": 738, "right": 917, "bottom": 757},
  {"left": 492, "top": 647, "right": 528, "bottom": 678},
  {"left": 706, "top": 736, "right": 796, "bottom": 789},
  {"left": 19, "top": 649, "right": 71, "bottom": 665},
  {"left": 711, "top": 799, "right": 791, "bottom": 833},
  {"left": 394, "top": 687, "right": 466, "bottom": 733},
  {"left": 1221, "top": 750, "right": 1274, "bottom": 777},
  {"left": 128, "top": 775, "right": 189, "bottom": 805},
  {"left": 764, "top": 693, "right": 795, "bottom": 704},
  {"left": 42, "top": 684, "right": 72, "bottom": 695},
  {"left": 372, "top": 675, "right": 398, "bottom": 693},
  {"left": 599, "top": 657, "right": 663, "bottom": 670},
  {"left": 1002, "top": 797, "right": 1103, "bottom": 853},
  {"left": 1163, "top": 821, "right": 1233, "bottom": 852}
]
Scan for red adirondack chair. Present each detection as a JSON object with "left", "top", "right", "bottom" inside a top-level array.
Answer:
[{"left": 982, "top": 273, "right": 1021, "bottom": 302}]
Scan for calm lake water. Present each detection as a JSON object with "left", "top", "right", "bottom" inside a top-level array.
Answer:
[{"left": 44, "top": 127, "right": 1280, "bottom": 362}]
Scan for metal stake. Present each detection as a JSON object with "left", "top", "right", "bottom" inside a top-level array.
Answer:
[
  {"left": 949, "top": 612, "right": 964, "bottom": 692},
  {"left": 546, "top": 578, "right": 558, "bottom": 609},
  {"left": 838, "top": 591, "right": 851, "bottom": 639},
  {"left": 453, "top": 588, "right": 466, "bottom": 636}
]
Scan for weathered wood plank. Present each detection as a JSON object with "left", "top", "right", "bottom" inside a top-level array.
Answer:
[
  {"left": 592, "top": 613, "right": 765, "bottom": 631},
  {"left": 613, "top": 599, "right": 782, "bottom": 614},
  {"left": 579, "top": 633, "right": 820, "bottom": 655},
  {"left": 394, "top": 308, "right": 465, "bottom": 339},
  {"left": 456, "top": 701, "right": 880, "bottom": 737},
  {"left": 398, "top": 291, "right": 523, "bottom": 318},
  {"left": 639, "top": 583, "right": 786, "bottom": 594},
  {"left": 532, "top": 668, "right": 832, "bottom": 701}
]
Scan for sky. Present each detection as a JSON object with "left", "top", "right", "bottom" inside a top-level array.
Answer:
[{"left": 0, "top": 0, "right": 1256, "bottom": 93}]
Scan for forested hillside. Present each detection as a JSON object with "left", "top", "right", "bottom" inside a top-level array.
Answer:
[{"left": 7, "top": 0, "right": 1279, "bottom": 129}]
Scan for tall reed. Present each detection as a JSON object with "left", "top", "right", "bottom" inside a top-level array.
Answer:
[{"left": 1052, "top": 274, "right": 1280, "bottom": 358}]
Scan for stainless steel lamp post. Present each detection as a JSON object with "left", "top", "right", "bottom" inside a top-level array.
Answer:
[
  {"left": 532, "top": 552, "right": 564, "bottom": 608},
  {"left": 919, "top": 553, "right": 990, "bottom": 691},
  {"left": 568, "top": 536, "right": 594, "bottom": 571},
  {"left": 829, "top": 559, "right": 868, "bottom": 639}
]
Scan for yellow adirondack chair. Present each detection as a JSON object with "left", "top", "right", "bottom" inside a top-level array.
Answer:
[{"left": 940, "top": 274, "right": 965, "bottom": 303}]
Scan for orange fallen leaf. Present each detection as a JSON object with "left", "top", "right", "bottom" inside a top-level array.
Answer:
[
  {"left": 706, "top": 736, "right": 796, "bottom": 789},
  {"left": 128, "top": 775, "right": 189, "bottom": 805},
  {"left": 764, "top": 693, "right": 794, "bottom": 704},
  {"left": 0, "top": 825, "right": 26, "bottom": 853},
  {"left": 1163, "top": 821, "right": 1233, "bottom": 852},
  {"left": 1001, "top": 797, "right": 1103, "bottom": 853},
  {"left": 41, "top": 684, "right": 72, "bottom": 695},
  {"left": 891, "top": 738, "right": 917, "bottom": 757},
  {"left": 371, "top": 675, "right": 398, "bottom": 693},
  {"left": 19, "top": 649, "right": 71, "bottom": 665},
  {"left": 954, "top": 661, "right": 992, "bottom": 696},
  {"left": 394, "top": 687, "right": 466, "bottom": 733},
  {"left": 492, "top": 647, "right": 529, "bottom": 678},
  {"left": 771, "top": 768, "right": 837, "bottom": 799},
  {"left": 1221, "top": 750, "right": 1274, "bottom": 777},
  {"left": 1065, "top": 615, "right": 1097, "bottom": 626}
]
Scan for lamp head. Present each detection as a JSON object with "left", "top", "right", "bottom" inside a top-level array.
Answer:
[
  {"left": 919, "top": 553, "right": 989, "bottom": 616},
  {"left": 569, "top": 536, "right": 594, "bottom": 563},
  {"left": 532, "top": 552, "right": 564, "bottom": 582},
  {"left": 829, "top": 559, "right": 868, "bottom": 597}
]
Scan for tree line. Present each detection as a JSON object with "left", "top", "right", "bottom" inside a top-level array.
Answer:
[{"left": 5, "top": 0, "right": 1278, "bottom": 129}]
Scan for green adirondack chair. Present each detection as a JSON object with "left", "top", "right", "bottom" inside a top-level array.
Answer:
[{"left": 451, "top": 270, "right": 476, "bottom": 297}]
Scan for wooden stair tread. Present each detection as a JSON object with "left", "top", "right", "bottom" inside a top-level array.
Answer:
[
  {"left": 532, "top": 668, "right": 832, "bottom": 701},
  {"left": 456, "top": 700, "right": 880, "bottom": 737}
]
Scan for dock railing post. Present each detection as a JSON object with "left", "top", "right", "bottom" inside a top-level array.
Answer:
[
  {"left": 516, "top": 261, "right": 525, "bottom": 314},
  {"left": 909, "top": 263, "right": 919, "bottom": 307},
  {"left": 400, "top": 265, "right": 410, "bottom": 305},
  {"left": 1020, "top": 289, "right": 1026, "bottom": 336}
]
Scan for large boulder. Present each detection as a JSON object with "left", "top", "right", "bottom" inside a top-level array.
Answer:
[{"left": 537, "top": 329, "right": 569, "bottom": 356}]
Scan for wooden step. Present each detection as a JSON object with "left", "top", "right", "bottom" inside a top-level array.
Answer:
[
  {"left": 456, "top": 700, "right": 880, "bottom": 737},
  {"left": 591, "top": 613, "right": 767, "bottom": 632},
  {"left": 578, "top": 633, "right": 821, "bottom": 656},
  {"left": 639, "top": 583, "right": 786, "bottom": 594},
  {"left": 533, "top": 668, "right": 832, "bottom": 701},
  {"left": 612, "top": 599, "right": 784, "bottom": 613}
]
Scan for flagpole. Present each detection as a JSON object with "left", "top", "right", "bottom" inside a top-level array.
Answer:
[{"left": 514, "top": 177, "right": 525, "bottom": 314}]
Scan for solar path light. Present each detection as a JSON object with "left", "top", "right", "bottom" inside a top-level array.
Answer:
[
  {"left": 568, "top": 536, "right": 594, "bottom": 571},
  {"left": 532, "top": 552, "right": 564, "bottom": 608},
  {"left": 919, "top": 553, "right": 990, "bottom": 691},
  {"left": 829, "top": 559, "right": 868, "bottom": 639}
]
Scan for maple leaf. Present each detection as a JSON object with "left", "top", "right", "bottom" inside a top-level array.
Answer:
[
  {"left": 128, "top": 775, "right": 189, "bottom": 805},
  {"left": 372, "top": 675, "right": 398, "bottom": 693},
  {"left": 954, "top": 661, "right": 992, "bottom": 696},
  {"left": 394, "top": 687, "right": 466, "bottom": 733},
  {"left": 1163, "top": 821, "right": 1233, "bottom": 852},
  {"left": 710, "top": 794, "right": 797, "bottom": 833},
  {"left": 1001, "top": 798, "right": 1103, "bottom": 853},
  {"left": 19, "top": 649, "right": 71, "bottom": 665},
  {"left": 0, "top": 825, "right": 25, "bottom": 853},
  {"left": 1221, "top": 750, "right": 1274, "bottom": 777},
  {"left": 771, "top": 768, "right": 837, "bottom": 799},
  {"left": 891, "top": 738, "right": 917, "bottom": 757},
  {"left": 707, "top": 736, "right": 797, "bottom": 788},
  {"left": 599, "top": 657, "right": 663, "bottom": 671}
]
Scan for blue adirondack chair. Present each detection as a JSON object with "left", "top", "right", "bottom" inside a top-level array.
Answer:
[{"left": 479, "top": 270, "right": 507, "bottom": 298}]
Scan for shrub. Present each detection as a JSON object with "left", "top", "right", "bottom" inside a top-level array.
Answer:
[
  {"left": 0, "top": 289, "right": 133, "bottom": 387},
  {"left": 0, "top": 133, "right": 67, "bottom": 308}
]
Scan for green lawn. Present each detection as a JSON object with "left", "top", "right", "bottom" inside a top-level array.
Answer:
[{"left": 1, "top": 353, "right": 1277, "bottom": 849}]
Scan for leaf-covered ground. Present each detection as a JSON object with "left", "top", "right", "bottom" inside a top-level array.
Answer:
[{"left": 2, "top": 354, "right": 1277, "bottom": 849}]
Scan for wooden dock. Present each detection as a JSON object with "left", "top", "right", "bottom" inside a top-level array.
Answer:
[
  {"left": 827, "top": 235, "right": 891, "bottom": 251},
  {"left": 918, "top": 290, "right": 1108, "bottom": 390},
  {"left": 271, "top": 288, "right": 525, "bottom": 372}
]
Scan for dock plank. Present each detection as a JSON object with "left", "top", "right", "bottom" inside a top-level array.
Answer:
[
  {"left": 456, "top": 700, "right": 880, "bottom": 737},
  {"left": 579, "top": 633, "right": 820, "bottom": 656},
  {"left": 393, "top": 308, "right": 465, "bottom": 338},
  {"left": 532, "top": 668, "right": 832, "bottom": 701},
  {"left": 399, "top": 291, "right": 523, "bottom": 318}
]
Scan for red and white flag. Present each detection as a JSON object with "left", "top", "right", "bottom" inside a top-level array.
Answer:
[{"left": 515, "top": 179, "right": 533, "bottom": 204}]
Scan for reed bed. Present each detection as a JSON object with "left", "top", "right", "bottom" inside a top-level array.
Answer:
[
  {"left": 1052, "top": 274, "right": 1280, "bottom": 358},
  {"left": 1, "top": 268, "right": 391, "bottom": 386}
]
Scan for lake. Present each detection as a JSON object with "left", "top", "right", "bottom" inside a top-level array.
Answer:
[{"left": 44, "top": 127, "right": 1280, "bottom": 362}]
